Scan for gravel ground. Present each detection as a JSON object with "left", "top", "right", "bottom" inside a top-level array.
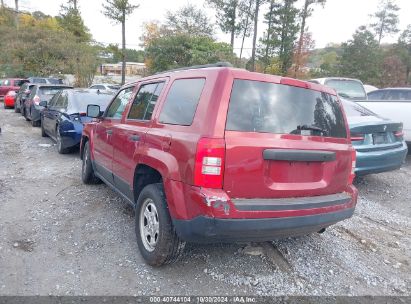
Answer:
[{"left": 0, "top": 105, "right": 410, "bottom": 296}]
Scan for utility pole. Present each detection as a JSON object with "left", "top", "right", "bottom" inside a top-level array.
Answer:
[
  {"left": 1, "top": 0, "right": 4, "bottom": 8},
  {"left": 73, "top": 0, "right": 78, "bottom": 10},
  {"left": 15, "top": 0, "right": 19, "bottom": 29}
]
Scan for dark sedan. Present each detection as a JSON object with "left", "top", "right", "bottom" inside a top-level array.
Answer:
[
  {"left": 341, "top": 99, "right": 408, "bottom": 176},
  {"left": 23, "top": 84, "right": 73, "bottom": 127},
  {"left": 40, "top": 89, "right": 114, "bottom": 154}
]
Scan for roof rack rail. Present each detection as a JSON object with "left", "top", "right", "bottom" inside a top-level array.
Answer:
[{"left": 155, "top": 62, "right": 233, "bottom": 74}]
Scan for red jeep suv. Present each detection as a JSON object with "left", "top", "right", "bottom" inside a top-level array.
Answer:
[{"left": 80, "top": 63, "right": 358, "bottom": 266}]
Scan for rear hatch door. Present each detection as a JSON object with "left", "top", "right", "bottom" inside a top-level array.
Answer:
[{"left": 224, "top": 79, "right": 352, "bottom": 199}]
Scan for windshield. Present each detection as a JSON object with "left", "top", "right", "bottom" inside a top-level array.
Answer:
[
  {"left": 39, "top": 87, "right": 68, "bottom": 101},
  {"left": 226, "top": 79, "right": 347, "bottom": 138},
  {"left": 325, "top": 79, "right": 367, "bottom": 100}
]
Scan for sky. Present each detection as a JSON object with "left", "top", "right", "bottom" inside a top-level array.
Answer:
[{"left": 4, "top": 0, "right": 411, "bottom": 58}]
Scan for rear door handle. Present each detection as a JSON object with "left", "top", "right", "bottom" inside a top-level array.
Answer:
[
  {"left": 129, "top": 134, "right": 140, "bottom": 142},
  {"left": 106, "top": 129, "right": 113, "bottom": 135}
]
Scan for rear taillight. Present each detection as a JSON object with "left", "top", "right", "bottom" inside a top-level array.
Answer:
[
  {"left": 194, "top": 138, "right": 225, "bottom": 189},
  {"left": 350, "top": 133, "right": 365, "bottom": 142},
  {"left": 33, "top": 95, "right": 40, "bottom": 106},
  {"left": 349, "top": 149, "right": 356, "bottom": 184},
  {"left": 394, "top": 131, "right": 404, "bottom": 138}
]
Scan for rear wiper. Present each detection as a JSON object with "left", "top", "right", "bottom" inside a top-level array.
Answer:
[{"left": 293, "top": 125, "right": 328, "bottom": 136}]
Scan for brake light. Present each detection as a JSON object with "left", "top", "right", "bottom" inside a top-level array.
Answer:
[
  {"left": 33, "top": 95, "right": 40, "bottom": 106},
  {"left": 194, "top": 138, "right": 225, "bottom": 188},
  {"left": 394, "top": 131, "right": 404, "bottom": 138},
  {"left": 350, "top": 133, "right": 364, "bottom": 142},
  {"left": 349, "top": 149, "right": 356, "bottom": 184}
]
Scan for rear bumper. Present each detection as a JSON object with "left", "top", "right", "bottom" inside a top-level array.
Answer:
[
  {"left": 173, "top": 207, "right": 355, "bottom": 243},
  {"left": 355, "top": 142, "right": 408, "bottom": 176}
]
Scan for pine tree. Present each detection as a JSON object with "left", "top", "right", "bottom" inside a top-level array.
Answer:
[
  {"left": 370, "top": 0, "right": 400, "bottom": 45},
  {"left": 102, "top": 0, "right": 139, "bottom": 85}
]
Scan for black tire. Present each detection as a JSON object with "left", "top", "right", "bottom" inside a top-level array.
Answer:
[
  {"left": 23, "top": 107, "right": 30, "bottom": 121},
  {"left": 135, "top": 183, "right": 185, "bottom": 266},
  {"left": 14, "top": 104, "right": 20, "bottom": 113},
  {"left": 31, "top": 119, "right": 40, "bottom": 127},
  {"left": 40, "top": 119, "right": 47, "bottom": 137},
  {"left": 81, "top": 141, "right": 100, "bottom": 184},
  {"left": 56, "top": 127, "right": 69, "bottom": 154}
]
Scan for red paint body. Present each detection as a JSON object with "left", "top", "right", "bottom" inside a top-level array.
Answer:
[
  {"left": 4, "top": 91, "right": 16, "bottom": 107},
  {"left": 0, "top": 78, "right": 27, "bottom": 100},
  {"left": 81, "top": 67, "right": 357, "bottom": 227}
]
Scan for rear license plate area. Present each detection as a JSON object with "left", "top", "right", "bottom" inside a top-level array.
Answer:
[{"left": 373, "top": 133, "right": 388, "bottom": 145}]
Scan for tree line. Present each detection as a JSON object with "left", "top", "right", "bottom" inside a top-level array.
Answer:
[{"left": 0, "top": 0, "right": 410, "bottom": 87}]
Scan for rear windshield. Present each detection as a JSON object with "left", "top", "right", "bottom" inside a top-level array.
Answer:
[
  {"left": 108, "top": 85, "right": 120, "bottom": 90},
  {"left": 15, "top": 79, "right": 29, "bottom": 86},
  {"left": 325, "top": 79, "right": 366, "bottom": 100},
  {"left": 226, "top": 80, "right": 347, "bottom": 138},
  {"left": 341, "top": 99, "right": 377, "bottom": 117},
  {"left": 39, "top": 87, "right": 67, "bottom": 101},
  {"left": 47, "top": 78, "right": 63, "bottom": 84},
  {"left": 70, "top": 91, "right": 114, "bottom": 113}
]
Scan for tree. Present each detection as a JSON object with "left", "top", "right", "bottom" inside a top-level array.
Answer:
[
  {"left": 250, "top": 0, "right": 263, "bottom": 71},
  {"left": 238, "top": 0, "right": 254, "bottom": 59},
  {"left": 370, "top": 0, "right": 400, "bottom": 45},
  {"left": 339, "top": 26, "right": 382, "bottom": 85},
  {"left": 58, "top": 0, "right": 91, "bottom": 42},
  {"left": 144, "top": 33, "right": 235, "bottom": 74},
  {"left": 102, "top": 0, "right": 139, "bottom": 85},
  {"left": 397, "top": 25, "right": 411, "bottom": 85},
  {"left": 293, "top": 0, "right": 326, "bottom": 77},
  {"left": 258, "top": 0, "right": 279, "bottom": 71},
  {"left": 165, "top": 4, "right": 214, "bottom": 38},
  {"left": 290, "top": 31, "right": 315, "bottom": 78},
  {"left": 206, "top": 0, "right": 239, "bottom": 48}
]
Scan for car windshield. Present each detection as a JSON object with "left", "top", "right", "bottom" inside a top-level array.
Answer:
[
  {"left": 47, "top": 78, "right": 63, "bottom": 84},
  {"left": 325, "top": 79, "right": 367, "bottom": 100},
  {"left": 108, "top": 85, "right": 120, "bottom": 90},
  {"left": 226, "top": 79, "right": 348, "bottom": 138}
]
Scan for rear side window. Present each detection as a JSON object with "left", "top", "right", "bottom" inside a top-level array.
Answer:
[
  {"left": 159, "top": 78, "right": 205, "bottom": 126},
  {"left": 128, "top": 82, "right": 164, "bottom": 120},
  {"left": 226, "top": 80, "right": 347, "bottom": 138}
]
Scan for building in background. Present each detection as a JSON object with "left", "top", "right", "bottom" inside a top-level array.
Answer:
[{"left": 100, "top": 62, "right": 146, "bottom": 76}]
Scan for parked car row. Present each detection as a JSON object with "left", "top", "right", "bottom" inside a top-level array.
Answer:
[
  {"left": 1, "top": 79, "right": 115, "bottom": 152},
  {"left": 310, "top": 77, "right": 408, "bottom": 175},
  {"left": 1, "top": 67, "right": 407, "bottom": 267}
]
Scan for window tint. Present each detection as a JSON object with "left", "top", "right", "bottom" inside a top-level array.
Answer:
[
  {"left": 105, "top": 87, "right": 134, "bottom": 119},
  {"left": 159, "top": 79, "right": 205, "bottom": 125},
  {"left": 48, "top": 91, "right": 61, "bottom": 108},
  {"left": 367, "top": 90, "right": 384, "bottom": 100},
  {"left": 226, "top": 80, "right": 347, "bottom": 138},
  {"left": 15, "top": 80, "right": 29, "bottom": 86},
  {"left": 53, "top": 92, "right": 67, "bottom": 109},
  {"left": 128, "top": 82, "right": 164, "bottom": 120}
]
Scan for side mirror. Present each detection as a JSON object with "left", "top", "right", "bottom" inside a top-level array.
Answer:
[
  {"left": 39, "top": 100, "right": 47, "bottom": 107},
  {"left": 87, "top": 104, "right": 101, "bottom": 118}
]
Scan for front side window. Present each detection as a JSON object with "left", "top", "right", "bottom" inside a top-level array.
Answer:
[
  {"left": 226, "top": 79, "right": 347, "bottom": 138},
  {"left": 105, "top": 87, "right": 134, "bottom": 119},
  {"left": 128, "top": 82, "right": 164, "bottom": 120},
  {"left": 159, "top": 78, "right": 205, "bottom": 126}
]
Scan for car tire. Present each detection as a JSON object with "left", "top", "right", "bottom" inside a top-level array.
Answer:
[
  {"left": 14, "top": 104, "right": 20, "bottom": 113},
  {"left": 31, "top": 119, "right": 40, "bottom": 127},
  {"left": 56, "top": 127, "right": 68, "bottom": 154},
  {"left": 23, "top": 108, "right": 30, "bottom": 121},
  {"left": 41, "top": 119, "right": 47, "bottom": 137},
  {"left": 135, "top": 183, "right": 185, "bottom": 266},
  {"left": 81, "top": 141, "right": 100, "bottom": 184}
]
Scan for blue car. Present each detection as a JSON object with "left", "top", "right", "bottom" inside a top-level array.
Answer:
[
  {"left": 40, "top": 89, "right": 114, "bottom": 154},
  {"left": 341, "top": 99, "right": 408, "bottom": 176}
]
